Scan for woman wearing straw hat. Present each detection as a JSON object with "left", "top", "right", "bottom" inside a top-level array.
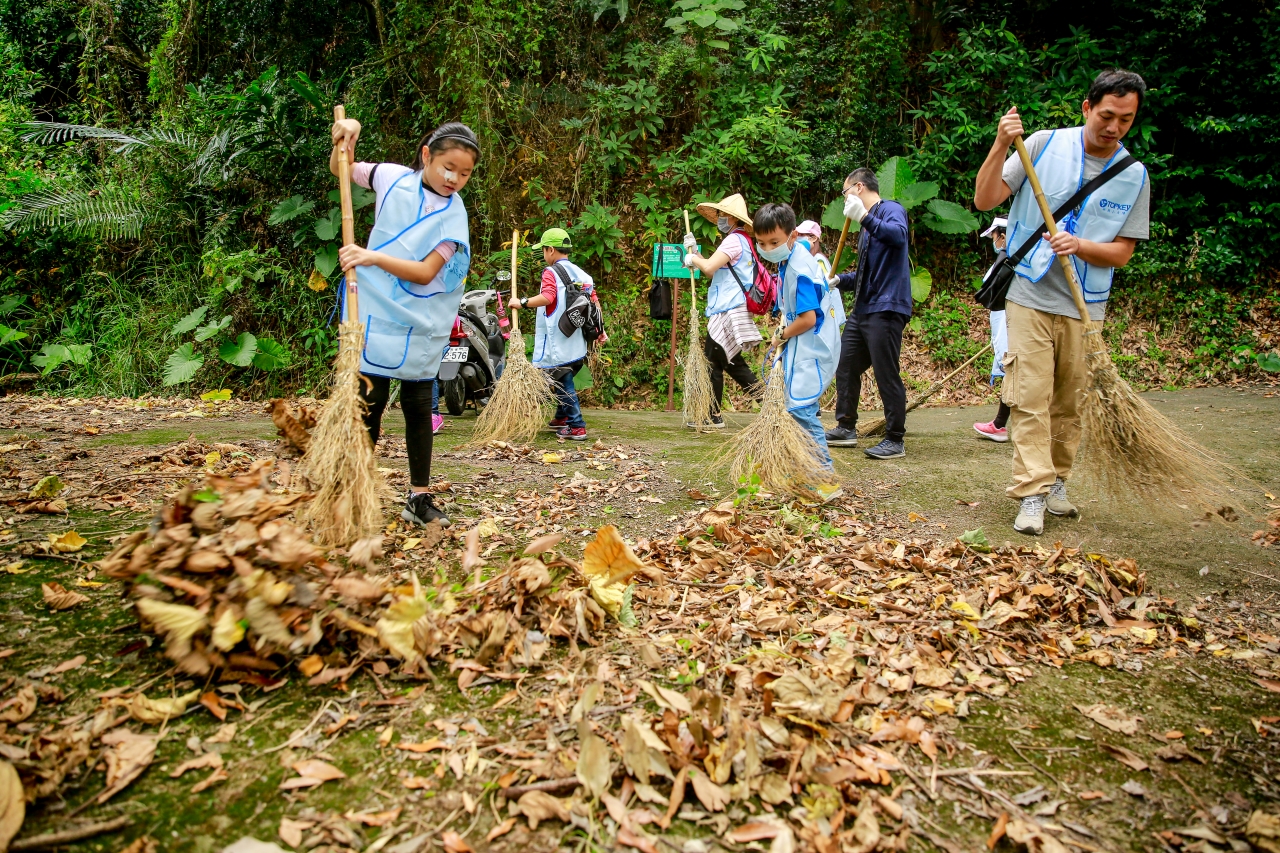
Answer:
[{"left": 681, "top": 193, "right": 763, "bottom": 428}]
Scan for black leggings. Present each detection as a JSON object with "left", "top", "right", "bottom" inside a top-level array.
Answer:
[
  {"left": 993, "top": 401, "right": 1011, "bottom": 429},
  {"left": 703, "top": 336, "right": 760, "bottom": 416},
  {"left": 361, "top": 375, "right": 434, "bottom": 488}
]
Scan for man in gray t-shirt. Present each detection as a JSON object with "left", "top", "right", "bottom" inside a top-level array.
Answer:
[{"left": 973, "top": 68, "right": 1150, "bottom": 537}]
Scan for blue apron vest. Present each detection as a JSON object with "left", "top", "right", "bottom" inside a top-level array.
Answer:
[
  {"left": 1006, "top": 128, "right": 1147, "bottom": 304},
  {"left": 780, "top": 245, "right": 841, "bottom": 411},
  {"left": 532, "top": 260, "right": 591, "bottom": 369},
  {"left": 804, "top": 244, "right": 845, "bottom": 329},
  {"left": 705, "top": 231, "right": 754, "bottom": 317},
  {"left": 353, "top": 171, "right": 471, "bottom": 380}
]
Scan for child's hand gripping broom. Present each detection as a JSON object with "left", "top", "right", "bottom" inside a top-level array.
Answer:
[
  {"left": 300, "top": 105, "right": 386, "bottom": 546},
  {"left": 680, "top": 210, "right": 716, "bottom": 431},
  {"left": 720, "top": 235, "right": 840, "bottom": 496},
  {"left": 1012, "top": 134, "right": 1234, "bottom": 505},
  {"left": 466, "top": 231, "right": 556, "bottom": 447}
]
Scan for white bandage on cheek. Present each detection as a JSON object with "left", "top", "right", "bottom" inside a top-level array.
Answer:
[{"left": 441, "top": 169, "right": 459, "bottom": 182}]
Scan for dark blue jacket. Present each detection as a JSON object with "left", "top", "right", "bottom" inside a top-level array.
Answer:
[{"left": 833, "top": 200, "right": 912, "bottom": 318}]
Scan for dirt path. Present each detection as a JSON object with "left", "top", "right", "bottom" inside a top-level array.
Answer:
[{"left": 0, "top": 387, "right": 1276, "bottom": 852}]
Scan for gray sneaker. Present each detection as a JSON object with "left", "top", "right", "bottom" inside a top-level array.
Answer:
[
  {"left": 864, "top": 439, "right": 905, "bottom": 460},
  {"left": 1047, "top": 477, "right": 1079, "bottom": 517},
  {"left": 824, "top": 425, "right": 858, "bottom": 447},
  {"left": 1014, "top": 494, "right": 1046, "bottom": 535}
]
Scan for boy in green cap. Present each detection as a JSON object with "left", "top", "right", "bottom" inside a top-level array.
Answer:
[{"left": 512, "top": 227, "right": 605, "bottom": 440}]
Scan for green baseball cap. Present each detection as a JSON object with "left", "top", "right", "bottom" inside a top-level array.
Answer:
[{"left": 531, "top": 227, "right": 572, "bottom": 250}]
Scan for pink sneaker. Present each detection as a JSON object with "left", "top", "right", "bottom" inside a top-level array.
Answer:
[
  {"left": 973, "top": 421, "right": 1008, "bottom": 442},
  {"left": 431, "top": 414, "right": 444, "bottom": 434},
  {"left": 556, "top": 426, "right": 588, "bottom": 441}
]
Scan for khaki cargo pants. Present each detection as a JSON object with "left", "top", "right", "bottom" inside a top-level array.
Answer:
[{"left": 1001, "top": 301, "right": 1087, "bottom": 499}]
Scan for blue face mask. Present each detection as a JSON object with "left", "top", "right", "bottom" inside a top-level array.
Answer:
[
  {"left": 716, "top": 216, "right": 732, "bottom": 234},
  {"left": 758, "top": 242, "right": 791, "bottom": 263}
]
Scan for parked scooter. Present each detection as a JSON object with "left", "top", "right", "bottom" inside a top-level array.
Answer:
[{"left": 437, "top": 282, "right": 508, "bottom": 416}]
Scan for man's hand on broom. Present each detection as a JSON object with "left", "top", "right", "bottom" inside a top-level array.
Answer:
[
  {"left": 1044, "top": 230, "right": 1082, "bottom": 256},
  {"left": 995, "top": 107, "right": 1024, "bottom": 148}
]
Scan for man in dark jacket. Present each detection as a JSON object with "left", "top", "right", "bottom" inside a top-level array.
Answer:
[{"left": 824, "top": 167, "right": 912, "bottom": 459}]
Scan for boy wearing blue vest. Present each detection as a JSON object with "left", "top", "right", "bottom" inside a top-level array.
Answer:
[
  {"left": 974, "top": 69, "right": 1150, "bottom": 535},
  {"left": 752, "top": 203, "right": 843, "bottom": 499},
  {"left": 513, "top": 227, "right": 599, "bottom": 441}
]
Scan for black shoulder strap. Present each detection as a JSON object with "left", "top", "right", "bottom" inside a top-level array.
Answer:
[
  {"left": 1009, "top": 154, "right": 1137, "bottom": 263},
  {"left": 548, "top": 261, "right": 574, "bottom": 289}
]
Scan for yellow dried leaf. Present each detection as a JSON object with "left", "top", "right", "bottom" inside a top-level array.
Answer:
[
  {"left": 376, "top": 582, "right": 428, "bottom": 660},
  {"left": 28, "top": 475, "right": 63, "bottom": 499},
  {"left": 949, "top": 600, "right": 980, "bottom": 619},
  {"left": 0, "top": 759, "right": 25, "bottom": 851},
  {"left": 581, "top": 525, "right": 649, "bottom": 618},
  {"left": 48, "top": 530, "right": 87, "bottom": 553},
  {"left": 42, "top": 582, "right": 89, "bottom": 610},
  {"left": 135, "top": 598, "right": 208, "bottom": 658},
  {"left": 211, "top": 606, "right": 245, "bottom": 652},
  {"left": 541, "top": 452, "right": 563, "bottom": 464},
  {"left": 307, "top": 269, "right": 329, "bottom": 291},
  {"left": 123, "top": 689, "right": 201, "bottom": 725}
]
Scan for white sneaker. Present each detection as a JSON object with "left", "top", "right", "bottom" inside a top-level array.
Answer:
[
  {"left": 1014, "top": 494, "right": 1046, "bottom": 535},
  {"left": 1047, "top": 477, "right": 1078, "bottom": 517}
]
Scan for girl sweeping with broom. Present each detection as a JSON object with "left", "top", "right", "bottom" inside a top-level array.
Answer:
[{"left": 330, "top": 117, "right": 480, "bottom": 528}]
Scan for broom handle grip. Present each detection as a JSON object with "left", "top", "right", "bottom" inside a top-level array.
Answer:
[
  {"left": 830, "top": 216, "right": 852, "bottom": 273},
  {"left": 510, "top": 229, "right": 519, "bottom": 335},
  {"left": 334, "top": 105, "right": 359, "bottom": 323},
  {"left": 332, "top": 103, "right": 358, "bottom": 322},
  {"left": 683, "top": 210, "right": 697, "bottom": 314},
  {"left": 1012, "top": 136, "right": 1091, "bottom": 322}
]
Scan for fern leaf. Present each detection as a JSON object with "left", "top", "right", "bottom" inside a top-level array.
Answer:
[
  {"left": 21, "top": 121, "right": 148, "bottom": 149},
  {"left": 1, "top": 185, "right": 154, "bottom": 241}
]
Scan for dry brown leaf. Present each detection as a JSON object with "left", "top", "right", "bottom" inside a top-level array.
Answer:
[
  {"left": 461, "top": 526, "right": 483, "bottom": 578},
  {"left": 581, "top": 525, "right": 660, "bottom": 617},
  {"left": 0, "top": 759, "right": 24, "bottom": 852},
  {"left": 135, "top": 598, "right": 207, "bottom": 660},
  {"left": 1075, "top": 703, "right": 1142, "bottom": 735},
  {"left": 98, "top": 728, "right": 159, "bottom": 804},
  {"left": 51, "top": 654, "right": 87, "bottom": 674},
  {"left": 577, "top": 721, "right": 612, "bottom": 798},
  {"left": 348, "top": 535, "right": 384, "bottom": 569},
  {"left": 118, "top": 838, "right": 158, "bottom": 853},
  {"left": 846, "top": 795, "right": 881, "bottom": 853},
  {"left": 617, "top": 827, "right": 659, "bottom": 853},
  {"left": 1100, "top": 743, "right": 1149, "bottom": 772},
  {"left": 290, "top": 759, "right": 345, "bottom": 781},
  {"left": 331, "top": 574, "right": 385, "bottom": 602},
  {"left": 0, "top": 686, "right": 36, "bottom": 723},
  {"left": 441, "top": 830, "right": 473, "bottom": 853},
  {"left": 690, "top": 770, "right": 729, "bottom": 812},
  {"left": 345, "top": 807, "right": 401, "bottom": 827},
  {"left": 769, "top": 673, "right": 840, "bottom": 721},
  {"left": 485, "top": 817, "right": 517, "bottom": 842},
  {"left": 524, "top": 532, "right": 564, "bottom": 555},
  {"left": 205, "top": 723, "right": 237, "bottom": 744},
  {"left": 1004, "top": 818, "right": 1070, "bottom": 853},
  {"left": 190, "top": 765, "right": 228, "bottom": 792},
  {"left": 279, "top": 817, "right": 311, "bottom": 848},
  {"left": 298, "top": 655, "right": 324, "bottom": 677},
  {"left": 1246, "top": 810, "right": 1280, "bottom": 853},
  {"left": 635, "top": 679, "right": 691, "bottom": 714},
  {"left": 517, "top": 790, "right": 570, "bottom": 830},
  {"left": 42, "top": 582, "right": 89, "bottom": 610},
  {"left": 728, "top": 821, "right": 785, "bottom": 843},
  {"left": 123, "top": 689, "right": 201, "bottom": 725},
  {"left": 170, "top": 752, "right": 224, "bottom": 778}
]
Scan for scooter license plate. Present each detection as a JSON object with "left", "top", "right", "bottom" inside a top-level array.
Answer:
[{"left": 441, "top": 346, "right": 469, "bottom": 363}]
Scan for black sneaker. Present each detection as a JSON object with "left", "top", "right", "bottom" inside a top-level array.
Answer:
[
  {"left": 825, "top": 425, "right": 859, "bottom": 447},
  {"left": 402, "top": 491, "right": 451, "bottom": 527},
  {"left": 864, "top": 439, "right": 905, "bottom": 460}
]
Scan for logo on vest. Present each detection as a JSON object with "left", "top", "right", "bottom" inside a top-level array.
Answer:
[{"left": 1098, "top": 198, "right": 1132, "bottom": 213}]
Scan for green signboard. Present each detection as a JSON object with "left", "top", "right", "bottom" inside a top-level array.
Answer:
[{"left": 651, "top": 243, "right": 701, "bottom": 280}]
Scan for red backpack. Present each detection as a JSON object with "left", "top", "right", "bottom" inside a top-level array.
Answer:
[{"left": 724, "top": 229, "right": 778, "bottom": 316}]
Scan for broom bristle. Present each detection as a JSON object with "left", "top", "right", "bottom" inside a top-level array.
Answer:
[
  {"left": 719, "top": 359, "right": 835, "bottom": 496},
  {"left": 466, "top": 329, "right": 557, "bottom": 447},
  {"left": 299, "top": 321, "right": 387, "bottom": 546},
  {"left": 682, "top": 311, "right": 715, "bottom": 430},
  {"left": 1075, "top": 324, "right": 1239, "bottom": 509}
]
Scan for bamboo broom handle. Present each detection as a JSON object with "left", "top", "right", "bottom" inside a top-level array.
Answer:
[
  {"left": 858, "top": 344, "right": 992, "bottom": 436},
  {"left": 1012, "top": 136, "right": 1092, "bottom": 323},
  {"left": 683, "top": 210, "right": 697, "bottom": 315},
  {"left": 830, "top": 216, "right": 853, "bottom": 273},
  {"left": 334, "top": 105, "right": 359, "bottom": 323},
  {"left": 510, "top": 229, "right": 519, "bottom": 335}
]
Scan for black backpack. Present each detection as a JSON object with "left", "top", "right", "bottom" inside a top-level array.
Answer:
[{"left": 549, "top": 262, "right": 605, "bottom": 344}]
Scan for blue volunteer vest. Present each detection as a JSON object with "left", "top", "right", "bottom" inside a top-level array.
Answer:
[
  {"left": 706, "top": 231, "right": 754, "bottom": 317},
  {"left": 353, "top": 171, "right": 471, "bottom": 380},
  {"left": 779, "top": 244, "right": 841, "bottom": 411},
  {"left": 1006, "top": 128, "right": 1147, "bottom": 304},
  {"left": 532, "top": 260, "right": 591, "bottom": 369},
  {"left": 803, "top": 243, "right": 845, "bottom": 328}
]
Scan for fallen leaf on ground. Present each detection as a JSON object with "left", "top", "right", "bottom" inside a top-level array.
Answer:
[
  {"left": 279, "top": 817, "right": 312, "bottom": 848},
  {"left": 581, "top": 525, "right": 660, "bottom": 618},
  {"left": 48, "top": 530, "right": 88, "bottom": 552},
  {"left": 1075, "top": 702, "right": 1142, "bottom": 735},
  {"left": 52, "top": 654, "right": 87, "bottom": 674},
  {"left": 517, "top": 790, "right": 570, "bottom": 830},
  {"left": 728, "top": 821, "right": 785, "bottom": 843},
  {"left": 123, "top": 689, "right": 201, "bottom": 724},
  {"left": 280, "top": 759, "right": 345, "bottom": 789},
  {"left": 345, "top": 807, "right": 401, "bottom": 826},
  {"left": 29, "top": 475, "right": 64, "bottom": 499},
  {"left": 0, "top": 759, "right": 24, "bottom": 852},
  {"left": 221, "top": 840, "right": 289, "bottom": 853},
  {"left": 691, "top": 770, "right": 730, "bottom": 812},
  {"left": 1246, "top": 810, "right": 1280, "bottom": 853},
  {"left": 206, "top": 723, "right": 237, "bottom": 744},
  {"left": 171, "top": 752, "right": 224, "bottom": 778},
  {"left": 524, "top": 532, "right": 564, "bottom": 555},
  {"left": 1100, "top": 743, "right": 1149, "bottom": 772},
  {"left": 485, "top": 817, "right": 517, "bottom": 842},
  {"left": 42, "top": 582, "right": 89, "bottom": 610},
  {"left": 617, "top": 827, "right": 659, "bottom": 853},
  {"left": 1005, "top": 818, "right": 1070, "bottom": 853},
  {"left": 98, "top": 728, "right": 159, "bottom": 803},
  {"left": 441, "top": 830, "right": 473, "bottom": 853},
  {"left": 577, "top": 721, "right": 612, "bottom": 799},
  {"left": 1121, "top": 780, "right": 1147, "bottom": 797},
  {"left": 0, "top": 686, "right": 36, "bottom": 723}
]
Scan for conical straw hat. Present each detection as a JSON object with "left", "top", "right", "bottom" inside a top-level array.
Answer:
[{"left": 695, "top": 193, "right": 753, "bottom": 234}]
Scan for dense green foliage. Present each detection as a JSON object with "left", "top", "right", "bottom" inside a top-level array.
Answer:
[{"left": 0, "top": 0, "right": 1276, "bottom": 398}]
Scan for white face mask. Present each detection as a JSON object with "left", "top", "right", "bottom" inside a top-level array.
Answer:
[
  {"left": 716, "top": 216, "right": 732, "bottom": 234},
  {"left": 758, "top": 242, "right": 791, "bottom": 263}
]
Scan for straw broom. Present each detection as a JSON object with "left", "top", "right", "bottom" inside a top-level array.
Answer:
[
  {"left": 466, "top": 230, "right": 556, "bottom": 446},
  {"left": 721, "top": 225, "right": 847, "bottom": 496},
  {"left": 1013, "top": 136, "right": 1232, "bottom": 505},
  {"left": 680, "top": 210, "right": 715, "bottom": 430},
  {"left": 299, "top": 105, "right": 385, "bottom": 546}
]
